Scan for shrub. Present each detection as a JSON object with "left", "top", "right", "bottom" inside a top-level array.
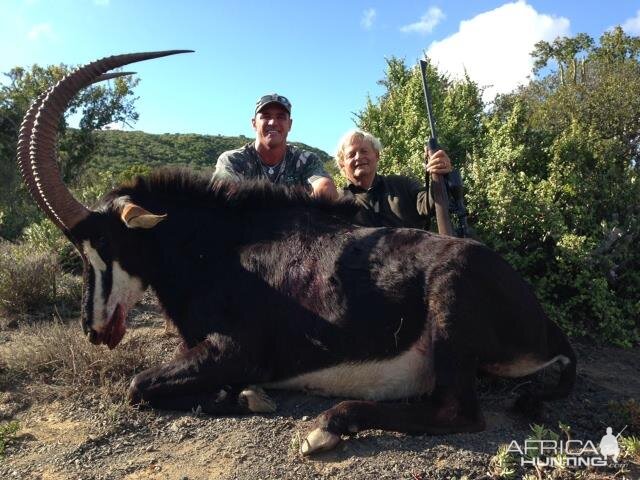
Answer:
[
  {"left": 21, "top": 218, "right": 67, "bottom": 253},
  {"left": 609, "top": 399, "right": 640, "bottom": 433},
  {"left": 0, "top": 421, "right": 19, "bottom": 458},
  {"left": 22, "top": 218, "right": 81, "bottom": 273},
  {"left": 0, "top": 241, "right": 81, "bottom": 318}
]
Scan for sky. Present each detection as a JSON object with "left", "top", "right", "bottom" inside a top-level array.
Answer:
[{"left": 2, "top": 0, "right": 640, "bottom": 155}]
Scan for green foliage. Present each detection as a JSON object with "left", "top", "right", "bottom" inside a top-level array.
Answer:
[
  {"left": 22, "top": 218, "right": 67, "bottom": 253},
  {"left": 359, "top": 31, "right": 640, "bottom": 345},
  {"left": 0, "top": 62, "right": 139, "bottom": 240},
  {"left": 531, "top": 33, "right": 594, "bottom": 85},
  {"left": 357, "top": 57, "right": 484, "bottom": 181},
  {"left": 620, "top": 435, "right": 640, "bottom": 461},
  {"left": 0, "top": 421, "right": 19, "bottom": 458},
  {"left": 86, "top": 130, "right": 331, "bottom": 176},
  {"left": 75, "top": 163, "right": 154, "bottom": 208},
  {"left": 524, "top": 424, "right": 571, "bottom": 477},
  {"left": 22, "top": 218, "right": 80, "bottom": 273},
  {"left": 471, "top": 31, "right": 639, "bottom": 345},
  {"left": 488, "top": 444, "right": 517, "bottom": 479}
]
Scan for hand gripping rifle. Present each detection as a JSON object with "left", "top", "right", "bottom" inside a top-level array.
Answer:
[{"left": 418, "top": 59, "right": 470, "bottom": 238}]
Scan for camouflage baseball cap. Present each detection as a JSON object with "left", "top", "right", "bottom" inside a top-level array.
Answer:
[{"left": 255, "top": 93, "right": 292, "bottom": 115}]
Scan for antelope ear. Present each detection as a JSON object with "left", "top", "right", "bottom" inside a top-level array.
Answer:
[{"left": 121, "top": 203, "right": 167, "bottom": 229}]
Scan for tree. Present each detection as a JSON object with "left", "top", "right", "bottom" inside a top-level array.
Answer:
[
  {"left": 357, "top": 32, "right": 640, "bottom": 345},
  {"left": 468, "top": 30, "right": 640, "bottom": 344},
  {"left": 356, "top": 56, "right": 485, "bottom": 181},
  {"left": 0, "top": 63, "right": 139, "bottom": 239},
  {"left": 531, "top": 33, "right": 594, "bottom": 85}
]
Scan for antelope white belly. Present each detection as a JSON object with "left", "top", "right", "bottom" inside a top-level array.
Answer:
[{"left": 263, "top": 345, "right": 434, "bottom": 401}]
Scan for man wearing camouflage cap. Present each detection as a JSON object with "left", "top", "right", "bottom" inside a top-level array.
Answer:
[{"left": 212, "top": 93, "right": 338, "bottom": 200}]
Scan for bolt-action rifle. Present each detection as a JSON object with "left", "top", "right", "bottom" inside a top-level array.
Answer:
[{"left": 418, "top": 59, "right": 470, "bottom": 238}]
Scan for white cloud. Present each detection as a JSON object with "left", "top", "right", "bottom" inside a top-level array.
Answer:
[
  {"left": 400, "top": 6, "right": 445, "bottom": 35},
  {"left": 27, "top": 22, "right": 54, "bottom": 41},
  {"left": 622, "top": 9, "right": 640, "bottom": 35},
  {"left": 101, "top": 121, "right": 126, "bottom": 131},
  {"left": 361, "top": 8, "right": 376, "bottom": 30},
  {"left": 426, "top": 0, "right": 569, "bottom": 102}
]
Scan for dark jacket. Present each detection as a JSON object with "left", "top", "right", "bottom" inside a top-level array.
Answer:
[{"left": 342, "top": 174, "right": 432, "bottom": 229}]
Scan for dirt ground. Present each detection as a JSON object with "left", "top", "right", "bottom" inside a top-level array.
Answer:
[{"left": 0, "top": 294, "right": 639, "bottom": 480}]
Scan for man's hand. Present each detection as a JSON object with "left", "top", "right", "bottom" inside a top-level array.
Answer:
[
  {"left": 311, "top": 177, "right": 339, "bottom": 201},
  {"left": 425, "top": 146, "right": 453, "bottom": 176}
]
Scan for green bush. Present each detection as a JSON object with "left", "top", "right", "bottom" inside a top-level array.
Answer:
[
  {"left": 0, "top": 240, "right": 81, "bottom": 318},
  {"left": 75, "top": 164, "right": 152, "bottom": 207},
  {"left": 0, "top": 421, "right": 19, "bottom": 458},
  {"left": 464, "top": 104, "right": 639, "bottom": 346},
  {"left": 22, "top": 218, "right": 81, "bottom": 273},
  {"left": 355, "top": 32, "right": 640, "bottom": 346}
]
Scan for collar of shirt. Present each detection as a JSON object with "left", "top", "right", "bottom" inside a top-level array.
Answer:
[
  {"left": 248, "top": 143, "right": 292, "bottom": 163},
  {"left": 346, "top": 174, "right": 382, "bottom": 194}
]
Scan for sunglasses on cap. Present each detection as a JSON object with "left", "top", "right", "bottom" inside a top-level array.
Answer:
[{"left": 255, "top": 94, "right": 291, "bottom": 114}]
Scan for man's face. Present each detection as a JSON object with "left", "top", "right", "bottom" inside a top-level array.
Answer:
[
  {"left": 340, "top": 137, "right": 379, "bottom": 188},
  {"left": 252, "top": 104, "right": 292, "bottom": 149}
]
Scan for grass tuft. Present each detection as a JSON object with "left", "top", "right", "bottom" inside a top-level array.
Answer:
[
  {"left": 620, "top": 435, "right": 640, "bottom": 462},
  {"left": 488, "top": 444, "right": 517, "bottom": 479},
  {"left": 0, "top": 318, "right": 168, "bottom": 403}
]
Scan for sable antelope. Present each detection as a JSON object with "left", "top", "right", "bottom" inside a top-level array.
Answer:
[{"left": 18, "top": 51, "right": 576, "bottom": 455}]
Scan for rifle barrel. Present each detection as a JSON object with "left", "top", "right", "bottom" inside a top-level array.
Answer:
[{"left": 419, "top": 60, "right": 438, "bottom": 143}]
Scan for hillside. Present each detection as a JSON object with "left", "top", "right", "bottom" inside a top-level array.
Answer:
[{"left": 87, "top": 130, "right": 334, "bottom": 174}]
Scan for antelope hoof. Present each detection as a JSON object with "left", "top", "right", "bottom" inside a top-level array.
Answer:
[
  {"left": 239, "top": 386, "right": 277, "bottom": 413},
  {"left": 301, "top": 428, "right": 341, "bottom": 455}
]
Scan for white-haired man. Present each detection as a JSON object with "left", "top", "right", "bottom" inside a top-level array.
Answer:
[{"left": 335, "top": 129, "right": 452, "bottom": 228}]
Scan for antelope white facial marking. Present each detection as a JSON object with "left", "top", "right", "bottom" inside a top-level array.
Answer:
[
  {"left": 83, "top": 240, "right": 107, "bottom": 272},
  {"left": 82, "top": 241, "right": 145, "bottom": 332},
  {"left": 104, "top": 261, "right": 145, "bottom": 325},
  {"left": 83, "top": 240, "right": 108, "bottom": 327}
]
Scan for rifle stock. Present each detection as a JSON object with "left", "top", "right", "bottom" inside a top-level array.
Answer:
[
  {"left": 419, "top": 60, "right": 454, "bottom": 236},
  {"left": 431, "top": 174, "right": 454, "bottom": 236}
]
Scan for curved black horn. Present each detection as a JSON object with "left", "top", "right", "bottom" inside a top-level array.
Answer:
[{"left": 24, "top": 50, "right": 193, "bottom": 232}]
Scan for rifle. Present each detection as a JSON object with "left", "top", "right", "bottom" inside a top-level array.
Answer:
[{"left": 418, "top": 59, "right": 470, "bottom": 238}]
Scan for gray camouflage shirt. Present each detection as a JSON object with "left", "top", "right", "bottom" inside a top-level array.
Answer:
[{"left": 211, "top": 143, "right": 330, "bottom": 191}]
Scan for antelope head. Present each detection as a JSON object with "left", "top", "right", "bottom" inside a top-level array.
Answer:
[{"left": 17, "top": 50, "right": 192, "bottom": 348}]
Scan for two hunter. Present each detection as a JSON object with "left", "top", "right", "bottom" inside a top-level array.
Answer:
[{"left": 213, "top": 59, "right": 468, "bottom": 235}]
